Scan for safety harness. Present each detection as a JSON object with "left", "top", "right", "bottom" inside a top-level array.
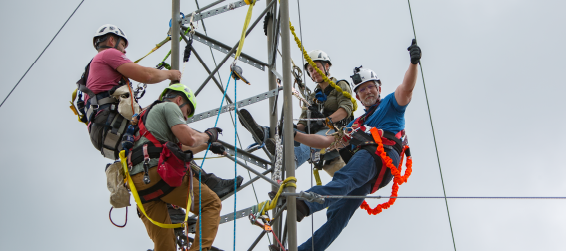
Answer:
[
  {"left": 339, "top": 103, "right": 411, "bottom": 193},
  {"left": 74, "top": 61, "right": 133, "bottom": 160},
  {"left": 310, "top": 79, "right": 355, "bottom": 128},
  {"left": 126, "top": 101, "right": 194, "bottom": 204}
]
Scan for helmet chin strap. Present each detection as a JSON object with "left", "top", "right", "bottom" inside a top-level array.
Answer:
[
  {"left": 96, "top": 36, "right": 122, "bottom": 50},
  {"left": 114, "top": 37, "right": 121, "bottom": 49}
]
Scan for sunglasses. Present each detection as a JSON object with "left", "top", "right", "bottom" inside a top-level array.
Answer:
[{"left": 356, "top": 84, "right": 377, "bottom": 94}]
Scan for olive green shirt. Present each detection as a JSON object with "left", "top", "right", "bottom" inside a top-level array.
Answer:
[
  {"left": 298, "top": 77, "right": 354, "bottom": 127},
  {"left": 130, "top": 102, "right": 186, "bottom": 175}
]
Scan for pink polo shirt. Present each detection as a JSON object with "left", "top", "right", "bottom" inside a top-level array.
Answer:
[{"left": 85, "top": 48, "right": 132, "bottom": 100}]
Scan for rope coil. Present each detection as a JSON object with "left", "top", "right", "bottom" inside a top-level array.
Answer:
[
  {"left": 360, "top": 128, "right": 413, "bottom": 215},
  {"left": 256, "top": 177, "right": 298, "bottom": 215}
]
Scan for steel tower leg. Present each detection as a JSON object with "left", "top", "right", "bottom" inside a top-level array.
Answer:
[{"left": 280, "top": 0, "right": 297, "bottom": 250}]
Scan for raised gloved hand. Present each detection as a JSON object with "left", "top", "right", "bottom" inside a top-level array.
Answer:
[
  {"left": 209, "top": 142, "right": 226, "bottom": 155},
  {"left": 307, "top": 105, "right": 325, "bottom": 119},
  {"left": 205, "top": 127, "right": 223, "bottom": 144},
  {"left": 407, "top": 39, "right": 422, "bottom": 64}
]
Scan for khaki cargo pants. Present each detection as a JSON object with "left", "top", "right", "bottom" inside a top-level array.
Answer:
[{"left": 131, "top": 167, "right": 222, "bottom": 251}]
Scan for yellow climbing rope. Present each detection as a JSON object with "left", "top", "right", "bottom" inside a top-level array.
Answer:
[
  {"left": 256, "top": 177, "right": 297, "bottom": 215},
  {"left": 234, "top": 0, "right": 256, "bottom": 61},
  {"left": 289, "top": 22, "right": 359, "bottom": 112},
  {"left": 313, "top": 169, "right": 322, "bottom": 186},
  {"left": 119, "top": 150, "right": 191, "bottom": 228}
]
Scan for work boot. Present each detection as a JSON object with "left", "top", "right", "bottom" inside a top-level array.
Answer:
[
  {"left": 210, "top": 175, "right": 244, "bottom": 199},
  {"left": 268, "top": 191, "right": 310, "bottom": 222},
  {"left": 238, "top": 109, "right": 269, "bottom": 142},
  {"left": 321, "top": 156, "right": 346, "bottom": 177},
  {"left": 265, "top": 138, "right": 276, "bottom": 156}
]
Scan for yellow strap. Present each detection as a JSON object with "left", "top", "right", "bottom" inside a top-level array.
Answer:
[
  {"left": 234, "top": 0, "right": 256, "bottom": 60},
  {"left": 119, "top": 150, "right": 191, "bottom": 229},
  {"left": 134, "top": 37, "right": 171, "bottom": 63},
  {"left": 289, "top": 22, "right": 358, "bottom": 112},
  {"left": 313, "top": 169, "right": 322, "bottom": 186},
  {"left": 69, "top": 88, "right": 88, "bottom": 125},
  {"left": 256, "top": 177, "right": 297, "bottom": 215}
]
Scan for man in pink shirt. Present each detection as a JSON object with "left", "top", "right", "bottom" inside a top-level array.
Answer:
[
  {"left": 86, "top": 24, "right": 182, "bottom": 100},
  {"left": 83, "top": 24, "right": 182, "bottom": 160}
]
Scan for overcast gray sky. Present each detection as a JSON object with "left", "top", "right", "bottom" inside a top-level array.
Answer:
[{"left": 1, "top": 0, "right": 565, "bottom": 250}]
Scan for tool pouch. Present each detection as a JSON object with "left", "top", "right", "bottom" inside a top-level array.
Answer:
[
  {"left": 110, "top": 85, "right": 140, "bottom": 120},
  {"left": 157, "top": 142, "right": 194, "bottom": 187},
  {"left": 106, "top": 162, "right": 131, "bottom": 208},
  {"left": 89, "top": 107, "right": 129, "bottom": 160}
]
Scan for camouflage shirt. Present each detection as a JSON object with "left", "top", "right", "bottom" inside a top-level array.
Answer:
[{"left": 298, "top": 77, "right": 354, "bottom": 127}]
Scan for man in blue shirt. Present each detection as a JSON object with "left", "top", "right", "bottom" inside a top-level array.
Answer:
[{"left": 285, "top": 39, "right": 422, "bottom": 251}]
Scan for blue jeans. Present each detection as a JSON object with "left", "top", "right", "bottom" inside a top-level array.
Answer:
[
  {"left": 298, "top": 148, "right": 400, "bottom": 251},
  {"left": 294, "top": 129, "right": 338, "bottom": 169}
]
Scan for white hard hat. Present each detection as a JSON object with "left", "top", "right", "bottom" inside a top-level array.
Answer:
[
  {"left": 350, "top": 66, "right": 380, "bottom": 92},
  {"left": 304, "top": 50, "right": 331, "bottom": 77},
  {"left": 93, "top": 24, "right": 128, "bottom": 49}
]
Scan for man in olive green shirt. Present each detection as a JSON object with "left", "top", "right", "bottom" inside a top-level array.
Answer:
[
  {"left": 240, "top": 50, "right": 353, "bottom": 173},
  {"left": 129, "top": 84, "right": 228, "bottom": 251}
]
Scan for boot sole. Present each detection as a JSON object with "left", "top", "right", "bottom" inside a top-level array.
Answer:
[{"left": 238, "top": 109, "right": 265, "bottom": 142}]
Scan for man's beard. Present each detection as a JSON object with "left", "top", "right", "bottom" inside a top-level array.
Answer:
[{"left": 361, "top": 94, "right": 378, "bottom": 106}]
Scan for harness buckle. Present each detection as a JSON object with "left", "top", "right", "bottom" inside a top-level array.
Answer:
[{"left": 142, "top": 144, "right": 151, "bottom": 184}]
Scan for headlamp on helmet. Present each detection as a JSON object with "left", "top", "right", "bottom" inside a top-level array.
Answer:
[{"left": 350, "top": 66, "right": 380, "bottom": 92}]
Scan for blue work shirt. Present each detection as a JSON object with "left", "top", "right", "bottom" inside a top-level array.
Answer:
[{"left": 348, "top": 92, "right": 408, "bottom": 134}]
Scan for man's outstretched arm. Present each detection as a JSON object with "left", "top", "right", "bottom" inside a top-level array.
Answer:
[
  {"left": 395, "top": 39, "right": 422, "bottom": 106},
  {"left": 294, "top": 131, "right": 335, "bottom": 149}
]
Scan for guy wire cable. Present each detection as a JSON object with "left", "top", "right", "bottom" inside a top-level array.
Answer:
[
  {"left": 0, "top": 0, "right": 85, "bottom": 109},
  {"left": 407, "top": 1, "right": 457, "bottom": 250}
]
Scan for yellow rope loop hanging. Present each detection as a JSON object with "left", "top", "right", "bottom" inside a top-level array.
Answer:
[
  {"left": 235, "top": 0, "right": 256, "bottom": 61},
  {"left": 119, "top": 150, "right": 191, "bottom": 228},
  {"left": 289, "top": 23, "right": 359, "bottom": 112},
  {"left": 256, "top": 177, "right": 297, "bottom": 215}
]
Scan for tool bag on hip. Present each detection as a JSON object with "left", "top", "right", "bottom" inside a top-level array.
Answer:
[
  {"left": 73, "top": 61, "right": 138, "bottom": 160},
  {"left": 105, "top": 161, "right": 131, "bottom": 208}
]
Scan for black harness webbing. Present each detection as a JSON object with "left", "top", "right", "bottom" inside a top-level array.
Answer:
[
  {"left": 137, "top": 179, "right": 175, "bottom": 204},
  {"left": 342, "top": 129, "right": 403, "bottom": 190}
]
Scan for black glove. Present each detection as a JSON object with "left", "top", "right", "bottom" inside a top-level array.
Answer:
[
  {"left": 407, "top": 39, "right": 422, "bottom": 64},
  {"left": 307, "top": 121, "right": 325, "bottom": 134},
  {"left": 209, "top": 142, "right": 226, "bottom": 155},
  {"left": 205, "top": 127, "right": 223, "bottom": 144},
  {"left": 307, "top": 106, "right": 325, "bottom": 119}
]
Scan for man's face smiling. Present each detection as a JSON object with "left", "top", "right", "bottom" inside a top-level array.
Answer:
[{"left": 356, "top": 81, "right": 380, "bottom": 107}]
